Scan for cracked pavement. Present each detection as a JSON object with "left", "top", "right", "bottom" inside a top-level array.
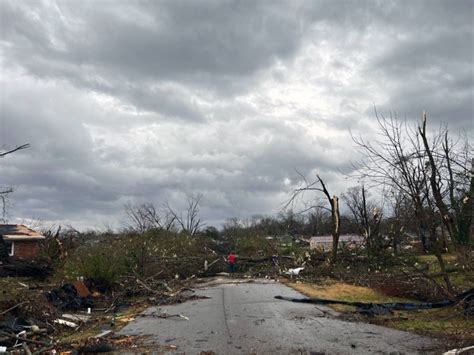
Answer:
[{"left": 119, "top": 279, "right": 437, "bottom": 354}]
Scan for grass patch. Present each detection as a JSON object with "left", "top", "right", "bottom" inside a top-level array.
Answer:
[
  {"left": 285, "top": 279, "right": 412, "bottom": 303},
  {"left": 59, "top": 326, "right": 102, "bottom": 344},
  {"left": 283, "top": 279, "right": 414, "bottom": 313},
  {"left": 284, "top": 279, "right": 473, "bottom": 345},
  {"left": 389, "top": 306, "right": 474, "bottom": 344},
  {"left": 414, "top": 253, "right": 473, "bottom": 289}
]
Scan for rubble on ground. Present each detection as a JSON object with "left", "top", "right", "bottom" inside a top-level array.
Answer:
[
  {"left": 0, "top": 271, "right": 216, "bottom": 353},
  {"left": 46, "top": 283, "right": 94, "bottom": 311},
  {"left": 0, "top": 259, "right": 52, "bottom": 279},
  {"left": 1, "top": 238, "right": 472, "bottom": 352}
]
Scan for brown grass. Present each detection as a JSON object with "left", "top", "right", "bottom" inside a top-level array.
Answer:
[
  {"left": 284, "top": 278, "right": 473, "bottom": 347},
  {"left": 284, "top": 279, "right": 411, "bottom": 303}
]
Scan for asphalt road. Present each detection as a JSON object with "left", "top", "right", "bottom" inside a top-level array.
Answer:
[{"left": 119, "top": 279, "right": 437, "bottom": 354}]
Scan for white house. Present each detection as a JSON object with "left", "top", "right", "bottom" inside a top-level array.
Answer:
[{"left": 309, "top": 234, "right": 363, "bottom": 251}]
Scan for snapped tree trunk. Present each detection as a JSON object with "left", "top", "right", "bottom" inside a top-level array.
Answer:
[
  {"left": 286, "top": 174, "right": 341, "bottom": 264},
  {"left": 418, "top": 112, "right": 456, "bottom": 242},
  {"left": 317, "top": 176, "right": 340, "bottom": 264},
  {"left": 330, "top": 196, "right": 340, "bottom": 264}
]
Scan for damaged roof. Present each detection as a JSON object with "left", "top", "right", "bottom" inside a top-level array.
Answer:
[{"left": 0, "top": 224, "right": 46, "bottom": 241}]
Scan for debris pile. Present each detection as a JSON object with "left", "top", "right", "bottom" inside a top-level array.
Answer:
[
  {"left": 46, "top": 282, "right": 94, "bottom": 311},
  {"left": 0, "top": 320, "right": 54, "bottom": 354},
  {"left": 69, "top": 334, "right": 148, "bottom": 353},
  {"left": 0, "top": 258, "right": 52, "bottom": 279},
  {"left": 0, "top": 275, "right": 200, "bottom": 353},
  {"left": 0, "top": 296, "right": 58, "bottom": 353},
  {"left": 118, "top": 273, "right": 207, "bottom": 308}
]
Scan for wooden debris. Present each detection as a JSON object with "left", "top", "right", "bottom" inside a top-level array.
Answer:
[
  {"left": 95, "top": 330, "right": 113, "bottom": 338},
  {"left": 53, "top": 319, "right": 78, "bottom": 328}
]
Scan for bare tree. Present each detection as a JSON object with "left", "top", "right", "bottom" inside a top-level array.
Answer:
[
  {"left": 418, "top": 113, "right": 455, "bottom": 241},
  {"left": 0, "top": 143, "right": 30, "bottom": 222},
  {"left": 166, "top": 194, "right": 204, "bottom": 236},
  {"left": 342, "top": 185, "right": 383, "bottom": 255},
  {"left": 124, "top": 202, "right": 165, "bottom": 233},
  {"left": 419, "top": 112, "right": 472, "bottom": 246},
  {"left": 0, "top": 187, "right": 13, "bottom": 223},
  {"left": 287, "top": 174, "right": 340, "bottom": 263},
  {"left": 352, "top": 110, "right": 435, "bottom": 252},
  {"left": 352, "top": 110, "right": 470, "bottom": 294},
  {"left": 0, "top": 143, "right": 29, "bottom": 259},
  {"left": 276, "top": 210, "right": 306, "bottom": 236},
  {"left": 304, "top": 201, "right": 330, "bottom": 236}
]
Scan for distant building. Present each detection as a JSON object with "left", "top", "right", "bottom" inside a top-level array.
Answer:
[
  {"left": 0, "top": 224, "right": 46, "bottom": 260},
  {"left": 309, "top": 234, "right": 363, "bottom": 251}
]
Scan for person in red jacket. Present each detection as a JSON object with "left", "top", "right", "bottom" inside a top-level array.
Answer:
[{"left": 228, "top": 252, "right": 236, "bottom": 274}]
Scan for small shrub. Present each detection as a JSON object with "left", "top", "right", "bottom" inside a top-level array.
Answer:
[
  {"left": 236, "top": 233, "right": 277, "bottom": 257},
  {"left": 64, "top": 246, "right": 126, "bottom": 290}
]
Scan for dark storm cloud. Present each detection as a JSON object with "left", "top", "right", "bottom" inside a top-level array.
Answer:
[
  {"left": 76, "top": 1, "right": 303, "bottom": 79},
  {"left": 0, "top": 0, "right": 472, "bottom": 229},
  {"left": 0, "top": 0, "right": 310, "bottom": 108},
  {"left": 374, "top": 82, "right": 473, "bottom": 132},
  {"left": 361, "top": 0, "right": 473, "bottom": 131},
  {"left": 365, "top": 27, "right": 473, "bottom": 129}
]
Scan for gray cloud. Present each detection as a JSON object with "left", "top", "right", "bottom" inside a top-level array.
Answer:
[
  {"left": 0, "top": 0, "right": 472, "bottom": 229},
  {"left": 1, "top": 1, "right": 310, "bottom": 102}
]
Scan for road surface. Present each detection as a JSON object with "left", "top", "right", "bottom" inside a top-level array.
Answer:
[{"left": 119, "top": 278, "right": 437, "bottom": 354}]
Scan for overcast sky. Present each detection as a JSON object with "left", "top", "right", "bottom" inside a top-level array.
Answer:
[{"left": 0, "top": 0, "right": 472, "bottom": 230}]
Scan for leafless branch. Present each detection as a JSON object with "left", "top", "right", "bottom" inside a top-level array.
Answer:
[
  {"left": 0, "top": 143, "right": 30, "bottom": 158},
  {"left": 166, "top": 194, "right": 204, "bottom": 236}
]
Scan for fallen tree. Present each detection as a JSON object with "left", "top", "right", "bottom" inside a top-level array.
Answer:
[{"left": 275, "top": 287, "right": 474, "bottom": 316}]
